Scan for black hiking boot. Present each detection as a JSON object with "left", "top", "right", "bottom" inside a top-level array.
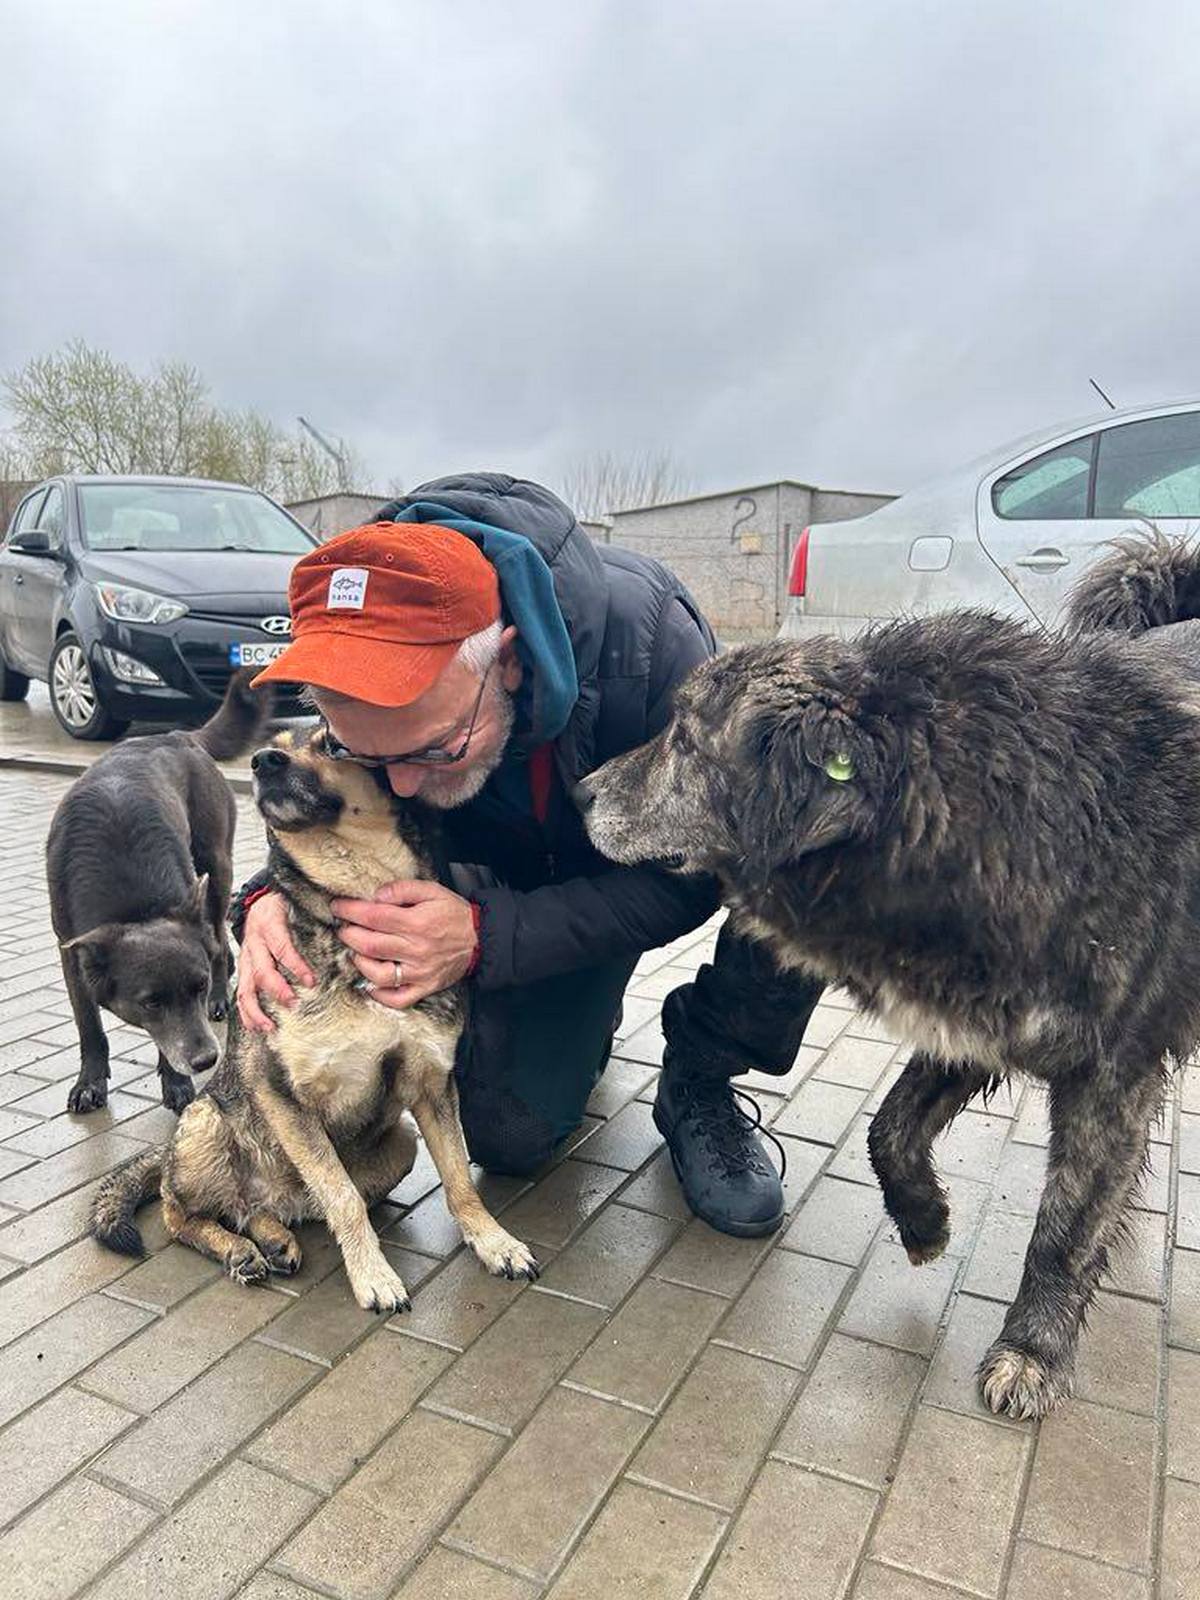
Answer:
[{"left": 652, "top": 1066, "right": 786, "bottom": 1237}]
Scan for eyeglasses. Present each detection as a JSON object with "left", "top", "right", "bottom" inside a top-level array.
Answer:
[{"left": 318, "top": 662, "right": 494, "bottom": 770}]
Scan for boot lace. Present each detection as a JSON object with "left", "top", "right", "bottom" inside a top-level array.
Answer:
[{"left": 679, "top": 1078, "right": 789, "bottom": 1182}]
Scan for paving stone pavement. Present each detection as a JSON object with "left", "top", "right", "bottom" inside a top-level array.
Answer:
[{"left": 0, "top": 764, "right": 1194, "bottom": 1599}]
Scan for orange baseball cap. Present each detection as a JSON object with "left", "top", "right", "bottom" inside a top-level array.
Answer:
[{"left": 253, "top": 522, "right": 500, "bottom": 706}]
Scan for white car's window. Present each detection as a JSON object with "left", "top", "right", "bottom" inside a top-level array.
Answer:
[
  {"left": 992, "top": 437, "right": 1095, "bottom": 520},
  {"left": 1094, "top": 413, "right": 1200, "bottom": 518}
]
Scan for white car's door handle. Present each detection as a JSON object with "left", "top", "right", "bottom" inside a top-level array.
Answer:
[{"left": 1014, "top": 548, "right": 1069, "bottom": 571}]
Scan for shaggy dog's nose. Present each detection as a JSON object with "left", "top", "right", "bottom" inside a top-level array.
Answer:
[{"left": 251, "top": 748, "right": 289, "bottom": 774}]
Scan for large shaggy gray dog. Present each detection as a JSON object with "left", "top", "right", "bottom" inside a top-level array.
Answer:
[{"left": 578, "top": 535, "right": 1200, "bottom": 1419}]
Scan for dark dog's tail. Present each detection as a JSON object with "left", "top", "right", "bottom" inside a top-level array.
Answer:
[
  {"left": 1065, "top": 529, "right": 1200, "bottom": 636},
  {"left": 91, "top": 1147, "right": 164, "bottom": 1256},
  {"left": 190, "top": 666, "right": 275, "bottom": 761}
]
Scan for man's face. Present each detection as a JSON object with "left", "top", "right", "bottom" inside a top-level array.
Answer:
[{"left": 315, "top": 628, "right": 522, "bottom": 808}]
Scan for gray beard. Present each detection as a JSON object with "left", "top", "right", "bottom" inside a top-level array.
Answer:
[{"left": 419, "top": 683, "right": 516, "bottom": 809}]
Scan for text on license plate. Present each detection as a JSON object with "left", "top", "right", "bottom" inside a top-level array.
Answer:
[{"left": 229, "top": 642, "right": 289, "bottom": 667}]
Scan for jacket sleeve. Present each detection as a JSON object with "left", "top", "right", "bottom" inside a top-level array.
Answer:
[
  {"left": 227, "top": 868, "right": 273, "bottom": 944},
  {"left": 471, "top": 594, "right": 719, "bottom": 989},
  {"left": 470, "top": 866, "right": 719, "bottom": 989}
]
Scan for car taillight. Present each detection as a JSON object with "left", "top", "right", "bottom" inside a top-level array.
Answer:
[{"left": 788, "top": 528, "right": 811, "bottom": 596}]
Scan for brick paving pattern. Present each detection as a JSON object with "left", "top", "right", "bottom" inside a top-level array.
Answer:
[{"left": 0, "top": 765, "right": 1193, "bottom": 1598}]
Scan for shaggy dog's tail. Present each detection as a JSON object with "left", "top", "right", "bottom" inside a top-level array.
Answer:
[
  {"left": 1065, "top": 530, "right": 1200, "bottom": 636},
  {"left": 91, "top": 1148, "right": 164, "bottom": 1256},
  {"left": 190, "top": 666, "right": 275, "bottom": 761}
]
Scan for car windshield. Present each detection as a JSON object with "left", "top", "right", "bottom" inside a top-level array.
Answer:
[{"left": 77, "top": 484, "right": 316, "bottom": 555}]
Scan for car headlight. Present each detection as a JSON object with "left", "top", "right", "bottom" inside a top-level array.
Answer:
[{"left": 93, "top": 583, "right": 188, "bottom": 625}]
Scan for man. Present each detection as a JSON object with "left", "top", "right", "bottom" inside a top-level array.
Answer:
[{"left": 234, "top": 473, "right": 822, "bottom": 1237}]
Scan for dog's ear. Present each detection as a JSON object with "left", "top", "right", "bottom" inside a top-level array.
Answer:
[
  {"left": 61, "top": 922, "right": 126, "bottom": 986},
  {"left": 795, "top": 699, "right": 889, "bottom": 795},
  {"left": 739, "top": 695, "right": 890, "bottom": 876},
  {"left": 177, "top": 874, "right": 210, "bottom": 923},
  {"left": 61, "top": 923, "right": 126, "bottom": 958}
]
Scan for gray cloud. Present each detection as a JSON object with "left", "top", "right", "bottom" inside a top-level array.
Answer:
[{"left": 3, "top": 0, "right": 1199, "bottom": 499}]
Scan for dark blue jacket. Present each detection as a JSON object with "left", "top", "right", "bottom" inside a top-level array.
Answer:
[{"left": 373, "top": 474, "right": 720, "bottom": 989}]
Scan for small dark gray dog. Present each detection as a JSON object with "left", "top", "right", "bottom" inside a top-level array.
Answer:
[
  {"left": 48, "top": 669, "right": 272, "bottom": 1115},
  {"left": 579, "top": 533, "right": 1200, "bottom": 1419}
]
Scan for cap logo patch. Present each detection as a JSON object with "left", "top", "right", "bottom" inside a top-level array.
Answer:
[{"left": 327, "top": 568, "right": 369, "bottom": 610}]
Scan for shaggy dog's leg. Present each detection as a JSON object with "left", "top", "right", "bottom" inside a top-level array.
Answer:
[
  {"left": 868, "top": 1053, "right": 991, "bottom": 1264},
  {"left": 979, "top": 1065, "right": 1163, "bottom": 1420}
]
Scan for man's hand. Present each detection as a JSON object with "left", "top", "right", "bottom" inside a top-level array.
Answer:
[
  {"left": 331, "top": 880, "right": 477, "bottom": 1008},
  {"left": 236, "top": 892, "right": 316, "bottom": 1033}
]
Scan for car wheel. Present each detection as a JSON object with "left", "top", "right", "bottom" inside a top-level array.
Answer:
[
  {"left": 48, "top": 633, "right": 129, "bottom": 741},
  {"left": 0, "top": 651, "right": 30, "bottom": 702}
]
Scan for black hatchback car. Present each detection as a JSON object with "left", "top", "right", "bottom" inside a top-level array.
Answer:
[{"left": 0, "top": 475, "right": 317, "bottom": 738}]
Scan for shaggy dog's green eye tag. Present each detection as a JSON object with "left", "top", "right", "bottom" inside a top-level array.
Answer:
[{"left": 824, "top": 752, "right": 855, "bottom": 782}]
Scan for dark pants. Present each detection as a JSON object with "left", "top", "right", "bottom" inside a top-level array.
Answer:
[
  {"left": 659, "top": 920, "right": 824, "bottom": 1083},
  {"left": 455, "top": 953, "right": 639, "bottom": 1175},
  {"left": 453, "top": 890, "right": 824, "bottom": 1176}
]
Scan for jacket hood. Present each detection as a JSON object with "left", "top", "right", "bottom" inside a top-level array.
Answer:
[{"left": 375, "top": 474, "right": 606, "bottom": 758}]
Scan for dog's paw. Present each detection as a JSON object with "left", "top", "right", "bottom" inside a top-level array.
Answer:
[
  {"left": 978, "top": 1342, "right": 1072, "bottom": 1420},
  {"left": 467, "top": 1227, "right": 541, "bottom": 1282},
  {"left": 887, "top": 1191, "right": 950, "bottom": 1266},
  {"left": 262, "top": 1234, "right": 303, "bottom": 1275},
  {"left": 226, "top": 1240, "right": 270, "bottom": 1286},
  {"left": 348, "top": 1254, "right": 411, "bottom": 1315},
  {"left": 159, "top": 1075, "right": 196, "bottom": 1114},
  {"left": 899, "top": 1222, "right": 950, "bottom": 1266},
  {"left": 67, "top": 1078, "right": 108, "bottom": 1114}
]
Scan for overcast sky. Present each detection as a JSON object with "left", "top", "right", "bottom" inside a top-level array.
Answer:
[{"left": 4, "top": 2, "right": 1199, "bottom": 500}]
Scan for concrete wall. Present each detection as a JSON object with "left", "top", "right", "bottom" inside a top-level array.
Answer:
[
  {"left": 286, "top": 492, "right": 387, "bottom": 540},
  {"left": 285, "top": 483, "right": 894, "bottom": 637},
  {"left": 597, "top": 481, "right": 894, "bottom": 637}
]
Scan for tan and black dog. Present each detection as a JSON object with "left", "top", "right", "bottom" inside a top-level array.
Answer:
[{"left": 92, "top": 731, "right": 538, "bottom": 1313}]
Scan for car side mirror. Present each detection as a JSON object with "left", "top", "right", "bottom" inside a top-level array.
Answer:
[{"left": 9, "top": 529, "right": 55, "bottom": 556}]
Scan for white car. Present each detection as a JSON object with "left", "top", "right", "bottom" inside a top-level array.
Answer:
[{"left": 780, "top": 398, "right": 1200, "bottom": 640}]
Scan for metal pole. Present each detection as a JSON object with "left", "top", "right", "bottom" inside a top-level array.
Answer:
[{"left": 297, "top": 416, "right": 350, "bottom": 491}]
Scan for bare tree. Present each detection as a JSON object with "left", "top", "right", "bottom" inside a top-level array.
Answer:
[
  {"left": 0, "top": 435, "right": 35, "bottom": 529},
  {"left": 557, "top": 449, "right": 694, "bottom": 520},
  {"left": 2, "top": 341, "right": 366, "bottom": 501},
  {"left": 0, "top": 433, "right": 31, "bottom": 481}
]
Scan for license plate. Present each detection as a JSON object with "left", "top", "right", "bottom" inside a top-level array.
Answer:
[{"left": 229, "top": 641, "right": 289, "bottom": 668}]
